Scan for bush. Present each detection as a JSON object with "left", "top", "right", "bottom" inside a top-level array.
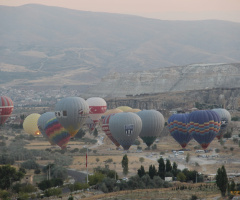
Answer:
[
  {"left": 105, "top": 158, "right": 113, "bottom": 163},
  {"left": 223, "top": 131, "right": 232, "bottom": 138},
  {"left": 21, "top": 160, "right": 39, "bottom": 170},
  {"left": 44, "top": 188, "right": 62, "bottom": 197},
  {"left": 0, "top": 190, "right": 10, "bottom": 200},
  {"left": 38, "top": 178, "right": 63, "bottom": 191},
  {"left": 232, "top": 116, "right": 239, "bottom": 121},
  {"left": 94, "top": 167, "right": 118, "bottom": 180},
  {"left": 34, "top": 168, "right": 41, "bottom": 174},
  {"left": 133, "top": 139, "right": 140, "bottom": 145},
  {"left": 151, "top": 144, "right": 157, "bottom": 150},
  {"left": 16, "top": 184, "right": 37, "bottom": 193},
  {"left": 177, "top": 172, "right": 186, "bottom": 182},
  {"left": 88, "top": 172, "right": 105, "bottom": 186},
  {"left": 99, "top": 177, "right": 117, "bottom": 193}
]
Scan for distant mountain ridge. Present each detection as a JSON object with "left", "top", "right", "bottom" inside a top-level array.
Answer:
[{"left": 0, "top": 4, "right": 240, "bottom": 92}]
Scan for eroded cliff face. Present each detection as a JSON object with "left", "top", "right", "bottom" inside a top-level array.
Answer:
[
  {"left": 88, "top": 63, "right": 240, "bottom": 98},
  {"left": 105, "top": 88, "right": 240, "bottom": 115}
]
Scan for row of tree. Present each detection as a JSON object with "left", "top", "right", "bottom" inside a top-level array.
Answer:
[{"left": 137, "top": 158, "right": 203, "bottom": 183}]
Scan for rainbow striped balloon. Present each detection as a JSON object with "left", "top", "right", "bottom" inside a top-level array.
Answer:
[
  {"left": 44, "top": 117, "right": 71, "bottom": 149},
  {"left": 168, "top": 113, "right": 192, "bottom": 148},
  {"left": 187, "top": 110, "right": 221, "bottom": 149}
]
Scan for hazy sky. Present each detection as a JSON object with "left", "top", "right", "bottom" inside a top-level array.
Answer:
[{"left": 1, "top": 0, "right": 240, "bottom": 22}]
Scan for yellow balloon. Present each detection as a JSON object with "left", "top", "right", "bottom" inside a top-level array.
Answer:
[
  {"left": 116, "top": 106, "right": 132, "bottom": 112},
  {"left": 23, "top": 113, "right": 41, "bottom": 136},
  {"left": 104, "top": 108, "right": 123, "bottom": 116},
  {"left": 129, "top": 108, "right": 141, "bottom": 113}
]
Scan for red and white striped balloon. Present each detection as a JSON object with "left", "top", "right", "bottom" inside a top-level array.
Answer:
[
  {"left": 0, "top": 96, "right": 14, "bottom": 126},
  {"left": 86, "top": 97, "right": 107, "bottom": 125},
  {"left": 101, "top": 114, "right": 120, "bottom": 147}
]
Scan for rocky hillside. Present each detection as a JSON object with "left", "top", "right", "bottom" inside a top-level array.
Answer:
[
  {"left": 105, "top": 87, "right": 240, "bottom": 117},
  {"left": 88, "top": 63, "right": 240, "bottom": 97}
]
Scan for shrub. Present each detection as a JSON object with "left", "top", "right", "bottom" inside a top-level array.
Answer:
[{"left": 88, "top": 172, "right": 105, "bottom": 186}]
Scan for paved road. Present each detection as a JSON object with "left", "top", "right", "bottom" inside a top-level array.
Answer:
[{"left": 67, "top": 169, "right": 87, "bottom": 183}]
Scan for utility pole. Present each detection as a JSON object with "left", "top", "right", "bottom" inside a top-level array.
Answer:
[
  {"left": 114, "top": 163, "right": 116, "bottom": 180},
  {"left": 86, "top": 147, "right": 88, "bottom": 184},
  {"left": 196, "top": 172, "right": 197, "bottom": 183}
]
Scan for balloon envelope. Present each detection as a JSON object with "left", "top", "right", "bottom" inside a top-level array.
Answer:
[
  {"left": 187, "top": 110, "right": 221, "bottom": 149},
  {"left": 212, "top": 108, "right": 231, "bottom": 139},
  {"left": 86, "top": 97, "right": 107, "bottom": 125},
  {"left": 44, "top": 117, "right": 71, "bottom": 149},
  {"left": 168, "top": 113, "right": 192, "bottom": 148},
  {"left": 55, "top": 97, "right": 89, "bottom": 137},
  {"left": 85, "top": 116, "right": 96, "bottom": 133},
  {"left": 0, "top": 96, "right": 14, "bottom": 126},
  {"left": 38, "top": 112, "right": 56, "bottom": 144},
  {"left": 101, "top": 114, "right": 120, "bottom": 147},
  {"left": 23, "top": 113, "right": 41, "bottom": 136},
  {"left": 109, "top": 112, "right": 142, "bottom": 150},
  {"left": 103, "top": 108, "right": 123, "bottom": 116},
  {"left": 117, "top": 106, "right": 132, "bottom": 112},
  {"left": 129, "top": 108, "right": 141, "bottom": 113},
  {"left": 137, "top": 110, "right": 165, "bottom": 147}
]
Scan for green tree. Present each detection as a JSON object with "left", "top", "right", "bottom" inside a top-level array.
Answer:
[
  {"left": 51, "top": 165, "right": 68, "bottom": 180},
  {"left": 157, "top": 157, "right": 165, "bottom": 180},
  {"left": 151, "top": 144, "right": 157, "bottom": 150},
  {"left": 21, "top": 160, "right": 39, "bottom": 169},
  {"left": 230, "top": 180, "right": 236, "bottom": 191},
  {"left": 74, "top": 129, "right": 86, "bottom": 139},
  {"left": 38, "top": 180, "right": 52, "bottom": 191},
  {"left": 96, "top": 158, "right": 100, "bottom": 163},
  {"left": 171, "top": 162, "right": 178, "bottom": 177},
  {"left": 216, "top": 165, "right": 228, "bottom": 197},
  {"left": 88, "top": 172, "right": 105, "bottom": 186},
  {"left": 149, "top": 165, "right": 157, "bottom": 179},
  {"left": 177, "top": 172, "right": 186, "bottom": 182},
  {"left": 0, "top": 190, "right": 10, "bottom": 200},
  {"left": 122, "top": 154, "right": 129, "bottom": 176},
  {"left": 165, "top": 159, "right": 172, "bottom": 172},
  {"left": 93, "top": 128, "right": 98, "bottom": 137},
  {"left": 44, "top": 188, "right": 62, "bottom": 197},
  {"left": 137, "top": 165, "right": 145, "bottom": 178},
  {"left": 133, "top": 139, "right": 140, "bottom": 145},
  {"left": 139, "top": 157, "right": 144, "bottom": 163},
  {"left": 0, "top": 165, "right": 24, "bottom": 190},
  {"left": 186, "top": 153, "right": 190, "bottom": 163}
]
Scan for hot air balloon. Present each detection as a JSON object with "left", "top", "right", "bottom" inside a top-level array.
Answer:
[
  {"left": 212, "top": 108, "right": 231, "bottom": 139},
  {"left": 85, "top": 116, "right": 96, "bottom": 133},
  {"left": 187, "top": 110, "right": 221, "bottom": 149},
  {"left": 23, "top": 113, "right": 41, "bottom": 136},
  {"left": 103, "top": 108, "right": 123, "bottom": 116},
  {"left": 100, "top": 108, "right": 123, "bottom": 127},
  {"left": 137, "top": 110, "right": 165, "bottom": 147},
  {"left": 86, "top": 97, "right": 107, "bottom": 125},
  {"left": 0, "top": 96, "right": 14, "bottom": 126},
  {"left": 101, "top": 114, "right": 120, "bottom": 147},
  {"left": 38, "top": 112, "right": 56, "bottom": 144},
  {"left": 168, "top": 113, "right": 192, "bottom": 148},
  {"left": 129, "top": 108, "right": 141, "bottom": 113},
  {"left": 109, "top": 112, "right": 142, "bottom": 150},
  {"left": 44, "top": 117, "right": 71, "bottom": 149},
  {"left": 55, "top": 97, "right": 89, "bottom": 137},
  {"left": 117, "top": 106, "right": 132, "bottom": 112}
]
